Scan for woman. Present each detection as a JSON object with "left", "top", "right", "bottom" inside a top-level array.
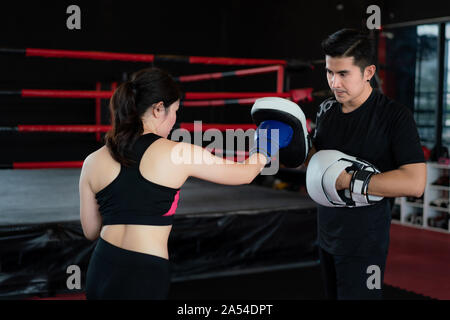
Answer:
[{"left": 80, "top": 67, "right": 271, "bottom": 299}]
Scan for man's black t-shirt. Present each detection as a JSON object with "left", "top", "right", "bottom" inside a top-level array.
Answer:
[{"left": 311, "top": 88, "right": 425, "bottom": 256}]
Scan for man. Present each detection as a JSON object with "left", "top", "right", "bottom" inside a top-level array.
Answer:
[{"left": 306, "top": 29, "right": 427, "bottom": 299}]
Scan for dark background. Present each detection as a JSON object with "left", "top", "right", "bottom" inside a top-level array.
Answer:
[{"left": 1, "top": 0, "right": 450, "bottom": 163}]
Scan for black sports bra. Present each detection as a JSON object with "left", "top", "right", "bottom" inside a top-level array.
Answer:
[{"left": 95, "top": 133, "right": 181, "bottom": 226}]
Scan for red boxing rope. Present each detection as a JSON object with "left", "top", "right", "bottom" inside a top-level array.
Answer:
[
  {"left": 26, "top": 48, "right": 155, "bottom": 62},
  {"left": 6, "top": 47, "right": 287, "bottom": 66},
  {"left": 276, "top": 65, "right": 285, "bottom": 93},
  {"left": 17, "top": 125, "right": 111, "bottom": 133},
  {"left": 180, "top": 123, "right": 257, "bottom": 132},
  {"left": 13, "top": 123, "right": 257, "bottom": 133},
  {"left": 15, "top": 89, "right": 295, "bottom": 101},
  {"left": 177, "top": 65, "right": 283, "bottom": 82},
  {"left": 13, "top": 161, "right": 84, "bottom": 169},
  {"left": 181, "top": 98, "right": 257, "bottom": 107},
  {"left": 188, "top": 56, "right": 287, "bottom": 66},
  {"left": 6, "top": 88, "right": 313, "bottom": 104},
  {"left": 21, "top": 89, "right": 113, "bottom": 99},
  {"left": 184, "top": 92, "right": 291, "bottom": 100}
]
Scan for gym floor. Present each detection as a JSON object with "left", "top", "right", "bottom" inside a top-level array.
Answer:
[{"left": 168, "top": 264, "right": 434, "bottom": 300}]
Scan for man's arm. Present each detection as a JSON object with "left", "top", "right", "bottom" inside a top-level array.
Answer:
[
  {"left": 337, "top": 162, "right": 427, "bottom": 198},
  {"left": 303, "top": 144, "right": 317, "bottom": 168},
  {"left": 368, "top": 163, "right": 427, "bottom": 198}
]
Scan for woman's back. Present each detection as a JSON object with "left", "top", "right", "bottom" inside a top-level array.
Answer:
[{"left": 87, "top": 137, "right": 185, "bottom": 259}]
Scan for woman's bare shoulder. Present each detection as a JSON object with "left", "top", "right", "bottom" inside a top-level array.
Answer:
[
  {"left": 82, "top": 146, "right": 118, "bottom": 172},
  {"left": 81, "top": 146, "right": 120, "bottom": 192}
]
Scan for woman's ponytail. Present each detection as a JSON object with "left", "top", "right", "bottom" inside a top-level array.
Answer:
[{"left": 105, "top": 81, "right": 144, "bottom": 166}]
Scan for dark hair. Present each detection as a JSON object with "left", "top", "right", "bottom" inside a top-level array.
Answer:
[
  {"left": 321, "top": 28, "right": 375, "bottom": 72},
  {"left": 105, "top": 67, "right": 181, "bottom": 166}
]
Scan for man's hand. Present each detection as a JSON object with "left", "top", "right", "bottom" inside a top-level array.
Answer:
[{"left": 336, "top": 170, "right": 352, "bottom": 190}]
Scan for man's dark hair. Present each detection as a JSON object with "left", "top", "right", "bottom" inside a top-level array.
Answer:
[{"left": 321, "top": 28, "right": 376, "bottom": 72}]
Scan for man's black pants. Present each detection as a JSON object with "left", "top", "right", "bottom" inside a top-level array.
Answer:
[{"left": 318, "top": 246, "right": 388, "bottom": 300}]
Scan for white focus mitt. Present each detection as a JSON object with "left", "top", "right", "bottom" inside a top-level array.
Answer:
[{"left": 306, "top": 150, "right": 383, "bottom": 207}]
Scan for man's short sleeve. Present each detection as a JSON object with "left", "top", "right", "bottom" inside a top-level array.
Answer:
[
  {"left": 390, "top": 105, "right": 425, "bottom": 167},
  {"left": 311, "top": 112, "right": 320, "bottom": 146},
  {"left": 311, "top": 98, "right": 335, "bottom": 148}
]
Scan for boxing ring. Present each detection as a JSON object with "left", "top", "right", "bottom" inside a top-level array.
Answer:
[
  {"left": 0, "top": 169, "right": 317, "bottom": 297},
  {"left": 0, "top": 47, "right": 319, "bottom": 299}
]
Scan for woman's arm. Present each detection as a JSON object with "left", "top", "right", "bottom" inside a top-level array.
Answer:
[
  {"left": 79, "top": 155, "right": 103, "bottom": 241},
  {"left": 174, "top": 142, "right": 268, "bottom": 185}
]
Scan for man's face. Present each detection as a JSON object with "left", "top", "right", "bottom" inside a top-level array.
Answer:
[{"left": 325, "top": 55, "right": 367, "bottom": 104}]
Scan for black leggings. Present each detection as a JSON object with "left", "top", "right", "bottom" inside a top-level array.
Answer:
[
  {"left": 318, "top": 246, "right": 388, "bottom": 300},
  {"left": 86, "top": 237, "right": 171, "bottom": 300}
]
